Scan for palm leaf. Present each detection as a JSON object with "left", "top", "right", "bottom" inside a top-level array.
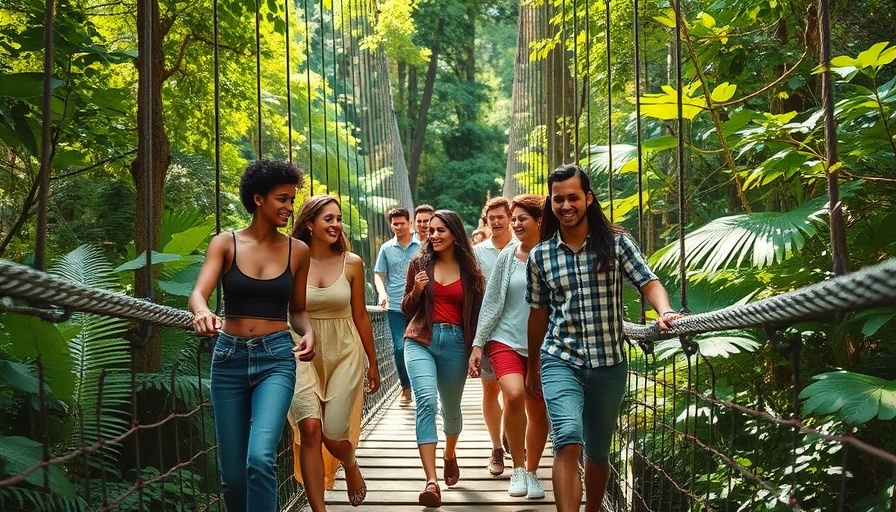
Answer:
[
  {"left": 800, "top": 371, "right": 896, "bottom": 424},
  {"left": 650, "top": 192, "right": 832, "bottom": 274}
]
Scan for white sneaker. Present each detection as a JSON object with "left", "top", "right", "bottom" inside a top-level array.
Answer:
[
  {"left": 526, "top": 471, "right": 545, "bottom": 499},
  {"left": 508, "top": 467, "right": 528, "bottom": 497}
]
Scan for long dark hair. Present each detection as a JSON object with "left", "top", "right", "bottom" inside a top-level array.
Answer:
[
  {"left": 415, "top": 209, "right": 485, "bottom": 294},
  {"left": 540, "top": 164, "right": 623, "bottom": 271},
  {"left": 291, "top": 195, "right": 348, "bottom": 254}
]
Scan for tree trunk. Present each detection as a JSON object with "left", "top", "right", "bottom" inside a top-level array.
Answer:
[
  {"left": 407, "top": 17, "right": 445, "bottom": 193},
  {"left": 406, "top": 64, "right": 418, "bottom": 156},
  {"left": 130, "top": 0, "right": 171, "bottom": 373}
]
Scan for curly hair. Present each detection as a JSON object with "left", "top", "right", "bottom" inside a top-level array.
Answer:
[
  {"left": 415, "top": 209, "right": 485, "bottom": 295},
  {"left": 291, "top": 195, "right": 348, "bottom": 253},
  {"left": 239, "top": 159, "right": 303, "bottom": 213}
]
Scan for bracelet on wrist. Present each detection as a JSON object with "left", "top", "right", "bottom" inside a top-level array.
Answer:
[{"left": 661, "top": 311, "right": 678, "bottom": 317}]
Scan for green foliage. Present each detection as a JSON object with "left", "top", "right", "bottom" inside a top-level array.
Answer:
[
  {"left": 649, "top": 191, "right": 832, "bottom": 274},
  {"left": 0, "top": 314, "right": 75, "bottom": 404},
  {"left": 0, "top": 435, "right": 76, "bottom": 498},
  {"left": 800, "top": 371, "right": 896, "bottom": 424}
]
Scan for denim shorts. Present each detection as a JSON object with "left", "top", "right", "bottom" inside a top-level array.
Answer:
[{"left": 540, "top": 353, "right": 627, "bottom": 463}]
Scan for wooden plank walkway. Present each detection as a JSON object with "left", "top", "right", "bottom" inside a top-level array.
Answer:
[{"left": 324, "top": 381, "right": 557, "bottom": 511}]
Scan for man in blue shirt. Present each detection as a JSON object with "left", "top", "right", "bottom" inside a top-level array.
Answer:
[
  {"left": 526, "top": 164, "right": 682, "bottom": 512},
  {"left": 374, "top": 207, "right": 421, "bottom": 407}
]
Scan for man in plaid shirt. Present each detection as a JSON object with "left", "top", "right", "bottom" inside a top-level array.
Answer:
[{"left": 526, "top": 164, "right": 682, "bottom": 512}]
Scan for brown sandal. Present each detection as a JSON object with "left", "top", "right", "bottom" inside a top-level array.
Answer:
[
  {"left": 418, "top": 481, "right": 441, "bottom": 507},
  {"left": 345, "top": 461, "right": 367, "bottom": 507},
  {"left": 443, "top": 457, "right": 460, "bottom": 487}
]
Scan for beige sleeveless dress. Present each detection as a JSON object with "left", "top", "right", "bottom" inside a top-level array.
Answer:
[{"left": 288, "top": 258, "right": 366, "bottom": 489}]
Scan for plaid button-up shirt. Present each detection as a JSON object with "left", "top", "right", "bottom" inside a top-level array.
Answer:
[{"left": 526, "top": 232, "right": 657, "bottom": 368}]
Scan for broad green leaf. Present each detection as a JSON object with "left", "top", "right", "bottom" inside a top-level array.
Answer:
[
  {"left": 113, "top": 251, "right": 183, "bottom": 272},
  {"left": 0, "top": 73, "right": 63, "bottom": 98},
  {"left": 0, "top": 360, "right": 41, "bottom": 395},
  {"left": 649, "top": 191, "right": 834, "bottom": 274},
  {"left": 694, "top": 332, "right": 761, "bottom": 358},
  {"left": 163, "top": 224, "right": 215, "bottom": 257},
  {"left": 0, "top": 436, "right": 76, "bottom": 497},
  {"left": 697, "top": 12, "right": 716, "bottom": 28},
  {"left": 654, "top": 15, "right": 676, "bottom": 28},
  {"left": 711, "top": 82, "right": 737, "bottom": 103},
  {"left": 0, "top": 314, "right": 74, "bottom": 403},
  {"left": 636, "top": 84, "right": 707, "bottom": 120},
  {"left": 159, "top": 280, "right": 196, "bottom": 297},
  {"left": 855, "top": 42, "right": 891, "bottom": 68},
  {"left": 848, "top": 307, "right": 896, "bottom": 336},
  {"left": 800, "top": 371, "right": 896, "bottom": 424}
]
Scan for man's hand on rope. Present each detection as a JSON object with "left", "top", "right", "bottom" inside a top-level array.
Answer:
[
  {"left": 293, "top": 332, "right": 315, "bottom": 361},
  {"left": 657, "top": 311, "right": 685, "bottom": 332},
  {"left": 192, "top": 310, "right": 222, "bottom": 336}
]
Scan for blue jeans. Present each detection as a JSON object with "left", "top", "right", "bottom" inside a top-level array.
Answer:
[
  {"left": 210, "top": 330, "right": 296, "bottom": 512},
  {"left": 540, "top": 353, "right": 627, "bottom": 463},
  {"left": 386, "top": 310, "right": 412, "bottom": 389},
  {"left": 404, "top": 324, "right": 468, "bottom": 445}
]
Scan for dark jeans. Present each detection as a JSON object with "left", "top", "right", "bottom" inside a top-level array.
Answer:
[{"left": 386, "top": 310, "right": 412, "bottom": 388}]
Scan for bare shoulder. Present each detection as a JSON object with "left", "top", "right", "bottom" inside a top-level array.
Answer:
[
  {"left": 344, "top": 251, "right": 365, "bottom": 276},
  {"left": 206, "top": 231, "right": 234, "bottom": 253},
  {"left": 289, "top": 237, "right": 311, "bottom": 265}
]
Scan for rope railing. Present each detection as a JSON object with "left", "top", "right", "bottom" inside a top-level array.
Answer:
[
  {"left": 4, "top": 256, "right": 895, "bottom": 344},
  {"left": 623, "top": 257, "right": 896, "bottom": 342},
  {"left": 0, "top": 285, "right": 396, "bottom": 512},
  {"left": 3, "top": 255, "right": 896, "bottom": 511}
]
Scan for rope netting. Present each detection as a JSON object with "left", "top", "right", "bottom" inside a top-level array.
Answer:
[
  {"left": 500, "top": 0, "right": 895, "bottom": 510},
  {"left": 1, "top": 0, "right": 408, "bottom": 509}
]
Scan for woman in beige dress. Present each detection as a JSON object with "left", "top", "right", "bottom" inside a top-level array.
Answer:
[{"left": 288, "top": 195, "right": 380, "bottom": 510}]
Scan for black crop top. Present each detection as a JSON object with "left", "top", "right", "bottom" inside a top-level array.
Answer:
[{"left": 222, "top": 231, "right": 293, "bottom": 320}]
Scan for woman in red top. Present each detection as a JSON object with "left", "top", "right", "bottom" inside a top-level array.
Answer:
[{"left": 401, "top": 210, "right": 485, "bottom": 507}]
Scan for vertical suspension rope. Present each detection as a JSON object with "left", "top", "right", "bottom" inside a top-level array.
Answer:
[
  {"left": 330, "top": 0, "right": 342, "bottom": 198},
  {"left": 285, "top": 0, "right": 294, "bottom": 163},
  {"left": 572, "top": 0, "right": 580, "bottom": 160},
  {"left": 673, "top": 0, "right": 688, "bottom": 312},
  {"left": 35, "top": 0, "right": 55, "bottom": 272},
  {"left": 212, "top": 0, "right": 223, "bottom": 315},
  {"left": 633, "top": 0, "right": 646, "bottom": 323},
  {"left": 584, "top": 0, "right": 591, "bottom": 161},
  {"left": 304, "top": 0, "right": 314, "bottom": 192},
  {"left": 605, "top": 0, "right": 614, "bottom": 222},
  {"left": 818, "top": 0, "right": 848, "bottom": 276},
  {"left": 347, "top": 0, "right": 365, "bottom": 258},
  {"left": 336, "top": 0, "right": 350, "bottom": 200},
  {"left": 255, "top": 0, "right": 263, "bottom": 157},
  {"left": 320, "top": 0, "right": 330, "bottom": 188}
]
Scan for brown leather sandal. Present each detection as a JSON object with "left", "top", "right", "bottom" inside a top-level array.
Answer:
[
  {"left": 345, "top": 461, "right": 367, "bottom": 507},
  {"left": 418, "top": 481, "right": 441, "bottom": 507},
  {"left": 443, "top": 457, "right": 460, "bottom": 487}
]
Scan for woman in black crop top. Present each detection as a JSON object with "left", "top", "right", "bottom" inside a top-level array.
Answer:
[{"left": 189, "top": 160, "right": 315, "bottom": 512}]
